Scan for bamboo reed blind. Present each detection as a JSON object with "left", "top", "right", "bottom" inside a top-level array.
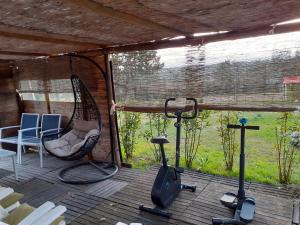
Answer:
[
  {"left": 112, "top": 32, "right": 300, "bottom": 111},
  {"left": 15, "top": 57, "right": 74, "bottom": 101}
]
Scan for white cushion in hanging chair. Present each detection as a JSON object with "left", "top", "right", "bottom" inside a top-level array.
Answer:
[
  {"left": 71, "top": 129, "right": 99, "bottom": 153},
  {"left": 44, "top": 129, "right": 99, "bottom": 157}
]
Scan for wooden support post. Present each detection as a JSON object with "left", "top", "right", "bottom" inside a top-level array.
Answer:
[
  {"left": 42, "top": 79, "right": 51, "bottom": 114},
  {"left": 104, "top": 54, "right": 121, "bottom": 167},
  {"left": 0, "top": 28, "right": 104, "bottom": 48}
]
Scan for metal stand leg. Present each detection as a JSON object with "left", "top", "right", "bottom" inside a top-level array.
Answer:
[
  {"left": 43, "top": 148, "right": 47, "bottom": 157},
  {"left": 12, "top": 155, "right": 18, "bottom": 180},
  {"left": 22, "top": 146, "right": 26, "bottom": 154},
  {"left": 17, "top": 144, "right": 22, "bottom": 164},
  {"left": 39, "top": 145, "right": 43, "bottom": 168},
  {"left": 58, "top": 161, "right": 119, "bottom": 184},
  {"left": 17, "top": 132, "right": 22, "bottom": 165}
]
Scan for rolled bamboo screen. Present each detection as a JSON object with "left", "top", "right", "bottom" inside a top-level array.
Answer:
[
  {"left": 14, "top": 57, "right": 73, "bottom": 97},
  {"left": 112, "top": 32, "right": 300, "bottom": 112}
]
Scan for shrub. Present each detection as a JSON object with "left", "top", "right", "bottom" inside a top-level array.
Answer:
[
  {"left": 218, "top": 111, "right": 239, "bottom": 171},
  {"left": 118, "top": 112, "right": 141, "bottom": 160},
  {"left": 142, "top": 113, "right": 170, "bottom": 162},
  {"left": 183, "top": 110, "right": 211, "bottom": 168},
  {"left": 275, "top": 112, "right": 299, "bottom": 184},
  {"left": 196, "top": 155, "right": 209, "bottom": 171}
]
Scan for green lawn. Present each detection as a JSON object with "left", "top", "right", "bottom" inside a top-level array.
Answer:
[{"left": 120, "top": 111, "right": 300, "bottom": 185}]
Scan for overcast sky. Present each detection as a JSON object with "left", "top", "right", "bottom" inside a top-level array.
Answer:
[{"left": 156, "top": 31, "right": 300, "bottom": 68}]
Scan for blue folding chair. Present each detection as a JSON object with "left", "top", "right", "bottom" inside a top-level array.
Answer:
[
  {"left": 20, "top": 114, "right": 62, "bottom": 168},
  {"left": 0, "top": 113, "right": 40, "bottom": 164}
]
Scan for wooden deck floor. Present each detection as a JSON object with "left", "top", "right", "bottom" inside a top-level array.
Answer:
[{"left": 0, "top": 152, "right": 297, "bottom": 225}]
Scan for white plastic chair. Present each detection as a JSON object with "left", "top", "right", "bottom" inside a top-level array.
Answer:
[
  {"left": 1, "top": 201, "right": 66, "bottom": 225},
  {"left": 0, "top": 187, "right": 22, "bottom": 212}
]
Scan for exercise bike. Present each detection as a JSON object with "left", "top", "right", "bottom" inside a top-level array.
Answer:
[
  {"left": 139, "top": 98, "right": 198, "bottom": 218},
  {"left": 212, "top": 118, "right": 259, "bottom": 225}
]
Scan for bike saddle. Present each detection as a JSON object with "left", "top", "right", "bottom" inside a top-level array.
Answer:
[{"left": 151, "top": 136, "right": 170, "bottom": 144}]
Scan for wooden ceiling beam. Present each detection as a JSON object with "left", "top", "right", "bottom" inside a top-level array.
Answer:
[
  {"left": 102, "top": 22, "right": 300, "bottom": 53},
  {"left": 0, "top": 51, "right": 51, "bottom": 57},
  {"left": 64, "top": 0, "right": 190, "bottom": 36},
  {"left": 0, "top": 59, "right": 12, "bottom": 63},
  {"left": 0, "top": 24, "right": 106, "bottom": 48}
]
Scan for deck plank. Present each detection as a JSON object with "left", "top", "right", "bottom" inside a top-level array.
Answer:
[{"left": 0, "top": 153, "right": 295, "bottom": 225}]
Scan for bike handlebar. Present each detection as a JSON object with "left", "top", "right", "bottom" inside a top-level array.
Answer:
[
  {"left": 165, "top": 98, "right": 198, "bottom": 119},
  {"left": 227, "top": 124, "right": 260, "bottom": 130}
]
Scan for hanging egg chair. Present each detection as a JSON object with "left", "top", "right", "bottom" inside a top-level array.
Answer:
[{"left": 42, "top": 55, "right": 118, "bottom": 184}]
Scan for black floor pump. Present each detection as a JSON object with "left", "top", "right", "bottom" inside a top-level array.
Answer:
[
  {"left": 139, "top": 98, "right": 198, "bottom": 218},
  {"left": 212, "top": 118, "right": 259, "bottom": 225}
]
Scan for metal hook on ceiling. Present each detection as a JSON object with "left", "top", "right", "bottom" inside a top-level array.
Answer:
[{"left": 269, "top": 24, "right": 277, "bottom": 34}]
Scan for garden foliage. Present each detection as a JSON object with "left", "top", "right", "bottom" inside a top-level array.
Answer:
[
  {"left": 275, "top": 112, "right": 299, "bottom": 184},
  {"left": 183, "top": 110, "right": 211, "bottom": 168},
  {"left": 142, "top": 113, "right": 171, "bottom": 162},
  {"left": 119, "top": 112, "right": 141, "bottom": 160},
  {"left": 218, "top": 111, "right": 239, "bottom": 171}
]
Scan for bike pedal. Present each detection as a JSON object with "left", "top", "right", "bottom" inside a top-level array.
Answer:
[{"left": 240, "top": 198, "right": 256, "bottom": 222}]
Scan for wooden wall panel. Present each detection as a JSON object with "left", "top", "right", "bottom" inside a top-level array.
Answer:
[
  {"left": 49, "top": 102, "right": 74, "bottom": 127},
  {"left": 0, "top": 62, "right": 20, "bottom": 150},
  {"left": 0, "top": 63, "right": 13, "bottom": 79},
  {"left": 14, "top": 55, "right": 113, "bottom": 161},
  {"left": 0, "top": 63, "right": 19, "bottom": 127},
  {"left": 22, "top": 100, "right": 48, "bottom": 114}
]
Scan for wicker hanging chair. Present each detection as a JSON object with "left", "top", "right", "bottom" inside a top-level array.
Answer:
[{"left": 42, "top": 55, "right": 118, "bottom": 184}]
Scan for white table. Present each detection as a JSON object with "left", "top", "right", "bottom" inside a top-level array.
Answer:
[{"left": 0, "top": 149, "right": 18, "bottom": 180}]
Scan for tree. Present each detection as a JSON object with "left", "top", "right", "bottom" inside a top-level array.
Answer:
[
  {"left": 112, "top": 51, "right": 164, "bottom": 161},
  {"left": 112, "top": 51, "right": 164, "bottom": 103}
]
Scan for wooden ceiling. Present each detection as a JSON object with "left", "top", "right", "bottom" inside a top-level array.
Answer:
[{"left": 1, "top": 0, "right": 300, "bottom": 60}]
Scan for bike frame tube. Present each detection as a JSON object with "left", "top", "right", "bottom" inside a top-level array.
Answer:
[
  {"left": 175, "top": 110, "right": 182, "bottom": 168},
  {"left": 165, "top": 98, "right": 198, "bottom": 169},
  {"left": 160, "top": 143, "right": 168, "bottom": 168},
  {"left": 238, "top": 124, "right": 246, "bottom": 200}
]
